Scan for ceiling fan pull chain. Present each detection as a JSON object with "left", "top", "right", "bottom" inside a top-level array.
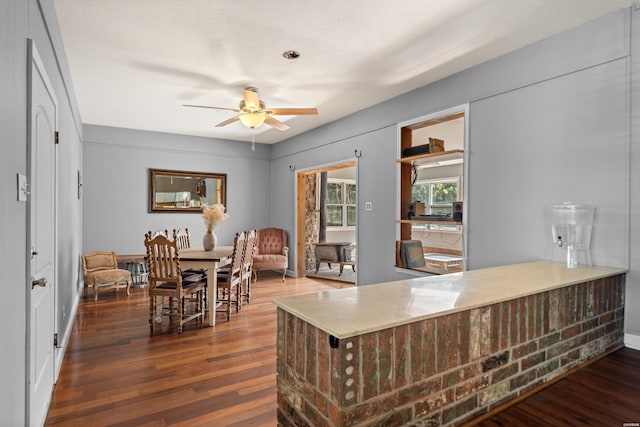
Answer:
[{"left": 251, "top": 129, "right": 256, "bottom": 152}]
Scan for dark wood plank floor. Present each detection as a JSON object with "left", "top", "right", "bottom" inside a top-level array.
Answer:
[
  {"left": 47, "top": 272, "right": 640, "bottom": 426},
  {"left": 474, "top": 346, "right": 640, "bottom": 427},
  {"left": 45, "top": 272, "right": 352, "bottom": 426}
]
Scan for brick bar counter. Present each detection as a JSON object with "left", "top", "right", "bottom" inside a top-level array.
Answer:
[{"left": 273, "top": 261, "right": 626, "bottom": 426}]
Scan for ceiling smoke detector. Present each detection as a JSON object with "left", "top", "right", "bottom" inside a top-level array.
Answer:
[{"left": 282, "top": 50, "right": 300, "bottom": 60}]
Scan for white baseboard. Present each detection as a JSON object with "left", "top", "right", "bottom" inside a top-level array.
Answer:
[
  {"left": 54, "top": 286, "right": 81, "bottom": 382},
  {"left": 625, "top": 333, "right": 640, "bottom": 350}
]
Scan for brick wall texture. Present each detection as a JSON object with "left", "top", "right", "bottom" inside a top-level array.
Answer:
[{"left": 276, "top": 274, "right": 625, "bottom": 426}]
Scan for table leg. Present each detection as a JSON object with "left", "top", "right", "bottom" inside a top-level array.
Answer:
[{"left": 207, "top": 262, "right": 218, "bottom": 326}]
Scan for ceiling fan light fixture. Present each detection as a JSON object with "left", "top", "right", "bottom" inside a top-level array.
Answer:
[{"left": 239, "top": 112, "right": 266, "bottom": 128}]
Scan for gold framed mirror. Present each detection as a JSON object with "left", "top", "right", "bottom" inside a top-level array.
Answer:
[{"left": 149, "top": 169, "right": 227, "bottom": 213}]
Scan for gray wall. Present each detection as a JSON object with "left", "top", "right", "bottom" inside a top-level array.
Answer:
[
  {"left": 272, "top": 126, "right": 400, "bottom": 284},
  {"left": 1, "top": 0, "right": 83, "bottom": 425},
  {"left": 271, "top": 8, "right": 639, "bottom": 340},
  {"left": 468, "top": 59, "right": 628, "bottom": 269},
  {"left": 0, "top": 1, "right": 28, "bottom": 424},
  {"left": 82, "top": 125, "right": 273, "bottom": 254}
]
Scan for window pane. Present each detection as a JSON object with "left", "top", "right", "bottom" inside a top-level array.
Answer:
[
  {"left": 411, "top": 184, "right": 429, "bottom": 203},
  {"left": 346, "top": 184, "right": 357, "bottom": 204},
  {"left": 347, "top": 206, "right": 357, "bottom": 226},
  {"left": 431, "top": 182, "right": 457, "bottom": 204},
  {"left": 327, "top": 206, "right": 343, "bottom": 226},
  {"left": 327, "top": 183, "right": 343, "bottom": 204}
]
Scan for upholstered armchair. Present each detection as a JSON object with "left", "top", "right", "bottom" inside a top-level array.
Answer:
[
  {"left": 82, "top": 251, "right": 131, "bottom": 301},
  {"left": 252, "top": 228, "right": 288, "bottom": 282}
]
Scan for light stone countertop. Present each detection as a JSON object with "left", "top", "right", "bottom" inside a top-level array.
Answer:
[{"left": 273, "top": 261, "right": 626, "bottom": 339}]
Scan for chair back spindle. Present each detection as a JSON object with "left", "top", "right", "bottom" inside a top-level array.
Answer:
[
  {"left": 241, "top": 229, "right": 257, "bottom": 303},
  {"left": 145, "top": 234, "right": 181, "bottom": 282}
]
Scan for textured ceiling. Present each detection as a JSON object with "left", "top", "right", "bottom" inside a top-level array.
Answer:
[{"left": 54, "top": 0, "right": 632, "bottom": 144}]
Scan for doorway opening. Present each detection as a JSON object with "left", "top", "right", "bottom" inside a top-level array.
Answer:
[
  {"left": 397, "top": 105, "right": 467, "bottom": 274},
  {"left": 296, "top": 161, "right": 357, "bottom": 285}
]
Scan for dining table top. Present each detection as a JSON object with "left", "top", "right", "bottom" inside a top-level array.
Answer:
[
  {"left": 178, "top": 246, "right": 234, "bottom": 261},
  {"left": 117, "top": 246, "right": 234, "bottom": 263}
]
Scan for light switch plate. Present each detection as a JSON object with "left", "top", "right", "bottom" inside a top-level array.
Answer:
[
  {"left": 365, "top": 201, "right": 373, "bottom": 211},
  {"left": 17, "top": 173, "right": 28, "bottom": 202}
]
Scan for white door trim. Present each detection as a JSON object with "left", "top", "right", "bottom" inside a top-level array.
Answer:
[{"left": 26, "top": 38, "right": 58, "bottom": 427}]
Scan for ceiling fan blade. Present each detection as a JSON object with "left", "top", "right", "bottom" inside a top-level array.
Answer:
[
  {"left": 264, "top": 115, "right": 290, "bottom": 131},
  {"left": 267, "top": 108, "right": 318, "bottom": 116},
  {"left": 243, "top": 88, "right": 261, "bottom": 110},
  {"left": 215, "top": 115, "right": 241, "bottom": 127},
  {"left": 183, "top": 104, "right": 240, "bottom": 112}
]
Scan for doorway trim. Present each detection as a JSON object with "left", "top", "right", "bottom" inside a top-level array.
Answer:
[
  {"left": 294, "top": 159, "right": 358, "bottom": 283},
  {"left": 396, "top": 103, "right": 469, "bottom": 269}
]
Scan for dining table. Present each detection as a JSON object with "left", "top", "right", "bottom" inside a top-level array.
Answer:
[{"left": 179, "top": 245, "right": 233, "bottom": 326}]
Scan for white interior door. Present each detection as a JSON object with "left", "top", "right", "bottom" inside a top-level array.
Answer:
[{"left": 28, "top": 40, "right": 57, "bottom": 427}]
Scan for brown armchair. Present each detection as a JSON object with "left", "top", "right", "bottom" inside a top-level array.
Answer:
[
  {"left": 252, "top": 228, "right": 288, "bottom": 282},
  {"left": 81, "top": 251, "right": 131, "bottom": 301}
]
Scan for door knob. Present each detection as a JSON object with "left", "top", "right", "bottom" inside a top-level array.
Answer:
[{"left": 32, "top": 277, "right": 47, "bottom": 289}]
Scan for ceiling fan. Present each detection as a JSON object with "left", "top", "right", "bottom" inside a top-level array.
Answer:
[{"left": 183, "top": 86, "right": 318, "bottom": 131}]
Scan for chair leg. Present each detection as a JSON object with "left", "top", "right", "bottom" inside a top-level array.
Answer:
[
  {"left": 155, "top": 296, "right": 163, "bottom": 324},
  {"left": 281, "top": 269, "right": 286, "bottom": 283},
  {"left": 244, "top": 275, "right": 251, "bottom": 304},
  {"left": 149, "top": 295, "right": 155, "bottom": 334},
  {"left": 169, "top": 297, "right": 175, "bottom": 324},
  {"left": 126, "top": 280, "right": 131, "bottom": 296},
  {"left": 94, "top": 284, "right": 99, "bottom": 301},
  {"left": 177, "top": 295, "right": 184, "bottom": 334}
]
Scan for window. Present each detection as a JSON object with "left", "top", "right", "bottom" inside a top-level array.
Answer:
[
  {"left": 411, "top": 177, "right": 459, "bottom": 230},
  {"left": 326, "top": 179, "right": 356, "bottom": 228}
]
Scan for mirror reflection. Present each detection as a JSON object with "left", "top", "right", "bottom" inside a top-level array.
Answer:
[{"left": 149, "top": 169, "right": 226, "bottom": 213}]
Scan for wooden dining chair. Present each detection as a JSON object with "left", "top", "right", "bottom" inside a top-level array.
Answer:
[
  {"left": 144, "top": 231, "right": 207, "bottom": 334},
  {"left": 241, "top": 229, "right": 257, "bottom": 305},
  {"left": 150, "top": 229, "right": 169, "bottom": 239},
  {"left": 174, "top": 227, "right": 208, "bottom": 308},
  {"left": 216, "top": 231, "right": 244, "bottom": 321},
  {"left": 174, "top": 227, "right": 190, "bottom": 249},
  {"left": 173, "top": 228, "right": 206, "bottom": 274}
]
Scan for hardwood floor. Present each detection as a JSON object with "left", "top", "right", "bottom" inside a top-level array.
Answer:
[
  {"left": 47, "top": 273, "right": 640, "bottom": 427},
  {"left": 474, "top": 346, "right": 640, "bottom": 427},
  {"left": 45, "top": 272, "right": 352, "bottom": 426}
]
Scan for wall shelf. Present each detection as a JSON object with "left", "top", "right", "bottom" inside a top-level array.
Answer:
[{"left": 396, "top": 149, "right": 464, "bottom": 167}]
